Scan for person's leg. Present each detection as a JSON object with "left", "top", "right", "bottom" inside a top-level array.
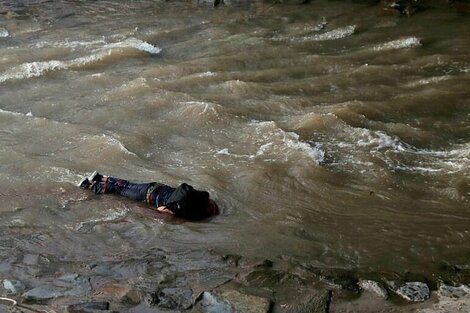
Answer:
[{"left": 91, "top": 175, "right": 153, "bottom": 202}]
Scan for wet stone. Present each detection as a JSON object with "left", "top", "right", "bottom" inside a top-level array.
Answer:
[
  {"left": 219, "top": 290, "right": 271, "bottom": 313},
  {"left": 67, "top": 301, "right": 109, "bottom": 313},
  {"left": 221, "top": 254, "right": 242, "bottom": 267},
  {"left": 3, "top": 279, "right": 26, "bottom": 294},
  {"left": 316, "top": 269, "right": 359, "bottom": 293},
  {"left": 93, "top": 281, "right": 137, "bottom": 303},
  {"left": 395, "top": 282, "right": 430, "bottom": 302},
  {"left": 438, "top": 283, "right": 470, "bottom": 298},
  {"left": 156, "top": 287, "right": 193, "bottom": 310},
  {"left": 22, "top": 285, "right": 67, "bottom": 304},
  {"left": 286, "top": 290, "right": 331, "bottom": 313},
  {"left": 358, "top": 279, "right": 388, "bottom": 299},
  {"left": 192, "top": 291, "right": 233, "bottom": 313},
  {"left": 242, "top": 269, "right": 288, "bottom": 288}
]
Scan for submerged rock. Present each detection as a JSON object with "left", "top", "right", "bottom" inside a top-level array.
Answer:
[
  {"left": 395, "top": 282, "right": 430, "bottom": 302},
  {"left": 382, "top": 0, "right": 427, "bottom": 16}
]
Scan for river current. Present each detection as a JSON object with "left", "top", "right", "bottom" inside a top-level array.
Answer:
[{"left": 0, "top": 0, "right": 469, "bottom": 280}]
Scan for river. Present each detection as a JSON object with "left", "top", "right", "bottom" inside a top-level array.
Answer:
[{"left": 0, "top": 0, "right": 469, "bottom": 307}]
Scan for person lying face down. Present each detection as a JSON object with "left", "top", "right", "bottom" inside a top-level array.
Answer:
[{"left": 78, "top": 171, "right": 219, "bottom": 220}]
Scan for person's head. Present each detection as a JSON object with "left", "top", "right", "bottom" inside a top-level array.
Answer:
[{"left": 165, "top": 184, "right": 220, "bottom": 220}]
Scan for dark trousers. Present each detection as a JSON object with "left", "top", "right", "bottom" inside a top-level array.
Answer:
[{"left": 91, "top": 176, "right": 153, "bottom": 203}]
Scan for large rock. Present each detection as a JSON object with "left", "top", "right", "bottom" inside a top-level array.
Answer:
[
  {"left": 219, "top": 290, "right": 271, "bottom": 313},
  {"left": 22, "top": 286, "right": 67, "bottom": 304},
  {"left": 395, "top": 282, "right": 430, "bottom": 302},
  {"left": 286, "top": 290, "right": 331, "bottom": 313}
]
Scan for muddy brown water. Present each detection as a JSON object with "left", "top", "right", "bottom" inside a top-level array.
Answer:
[{"left": 0, "top": 0, "right": 469, "bottom": 291}]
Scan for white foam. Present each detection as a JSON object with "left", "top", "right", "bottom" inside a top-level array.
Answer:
[
  {"left": 300, "top": 25, "right": 356, "bottom": 41},
  {"left": 101, "top": 38, "right": 161, "bottom": 55},
  {"left": 373, "top": 37, "right": 421, "bottom": 51},
  {"left": 32, "top": 38, "right": 106, "bottom": 49},
  {"left": 100, "top": 134, "right": 137, "bottom": 156},
  {"left": 0, "top": 54, "right": 104, "bottom": 83},
  {"left": 357, "top": 129, "right": 407, "bottom": 151},
  {"left": 0, "top": 29, "right": 9, "bottom": 38},
  {"left": 79, "top": 134, "right": 136, "bottom": 156},
  {"left": 216, "top": 148, "right": 230, "bottom": 155},
  {"left": 0, "top": 108, "right": 31, "bottom": 117},
  {"left": 284, "top": 132, "right": 325, "bottom": 163},
  {"left": 0, "top": 38, "right": 161, "bottom": 83},
  {"left": 406, "top": 75, "right": 451, "bottom": 87},
  {"left": 251, "top": 121, "right": 325, "bottom": 164},
  {"left": 199, "top": 71, "right": 216, "bottom": 77}
]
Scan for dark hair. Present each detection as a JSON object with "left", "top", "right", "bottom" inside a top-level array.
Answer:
[{"left": 166, "top": 183, "right": 212, "bottom": 220}]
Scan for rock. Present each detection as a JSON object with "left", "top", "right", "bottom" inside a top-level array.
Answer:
[
  {"left": 124, "top": 288, "right": 142, "bottom": 305},
  {"left": 156, "top": 287, "right": 193, "bottom": 310},
  {"left": 358, "top": 280, "right": 388, "bottom": 299},
  {"left": 221, "top": 254, "right": 242, "bottom": 267},
  {"left": 382, "top": 0, "right": 427, "bottom": 16},
  {"left": 316, "top": 269, "right": 360, "bottom": 293},
  {"left": 242, "top": 269, "right": 288, "bottom": 288},
  {"left": 286, "top": 290, "right": 331, "bottom": 313},
  {"left": 67, "top": 302, "right": 110, "bottom": 313},
  {"left": 93, "top": 281, "right": 138, "bottom": 303},
  {"left": 219, "top": 290, "right": 271, "bottom": 313},
  {"left": 438, "top": 283, "right": 470, "bottom": 298},
  {"left": 22, "top": 285, "right": 67, "bottom": 304},
  {"left": 51, "top": 273, "right": 92, "bottom": 297},
  {"left": 3, "top": 279, "right": 26, "bottom": 294},
  {"left": 193, "top": 291, "right": 233, "bottom": 313},
  {"left": 395, "top": 282, "right": 430, "bottom": 302}
]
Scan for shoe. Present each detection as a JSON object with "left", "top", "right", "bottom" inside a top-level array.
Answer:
[
  {"left": 78, "top": 171, "right": 101, "bottom": 189},
  {"left": 87, "top": 171, "right": 101, "bottom": 183},
  {"left": 78, "top": 176, "right": 91, "bottom": 189}
]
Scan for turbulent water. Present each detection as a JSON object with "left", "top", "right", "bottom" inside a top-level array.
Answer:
[{"left": 0, "top": 0, "right": 469, "bottom": 279}]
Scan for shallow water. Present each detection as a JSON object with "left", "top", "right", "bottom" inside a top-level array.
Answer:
[{"left": 0, "top": 0, "right": 469, "bottom": 279}]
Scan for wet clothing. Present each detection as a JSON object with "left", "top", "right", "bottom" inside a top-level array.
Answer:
[
  {"left": 91, "top": 176, "right": 210, "bottom": 219},
  {"left": 91, "top": 176, "right": 175, "bottom": 206}
]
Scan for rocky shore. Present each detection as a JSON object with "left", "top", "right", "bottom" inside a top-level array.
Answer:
[{"left": 1, "top": 249, "right": 470, "bottom": 312}]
